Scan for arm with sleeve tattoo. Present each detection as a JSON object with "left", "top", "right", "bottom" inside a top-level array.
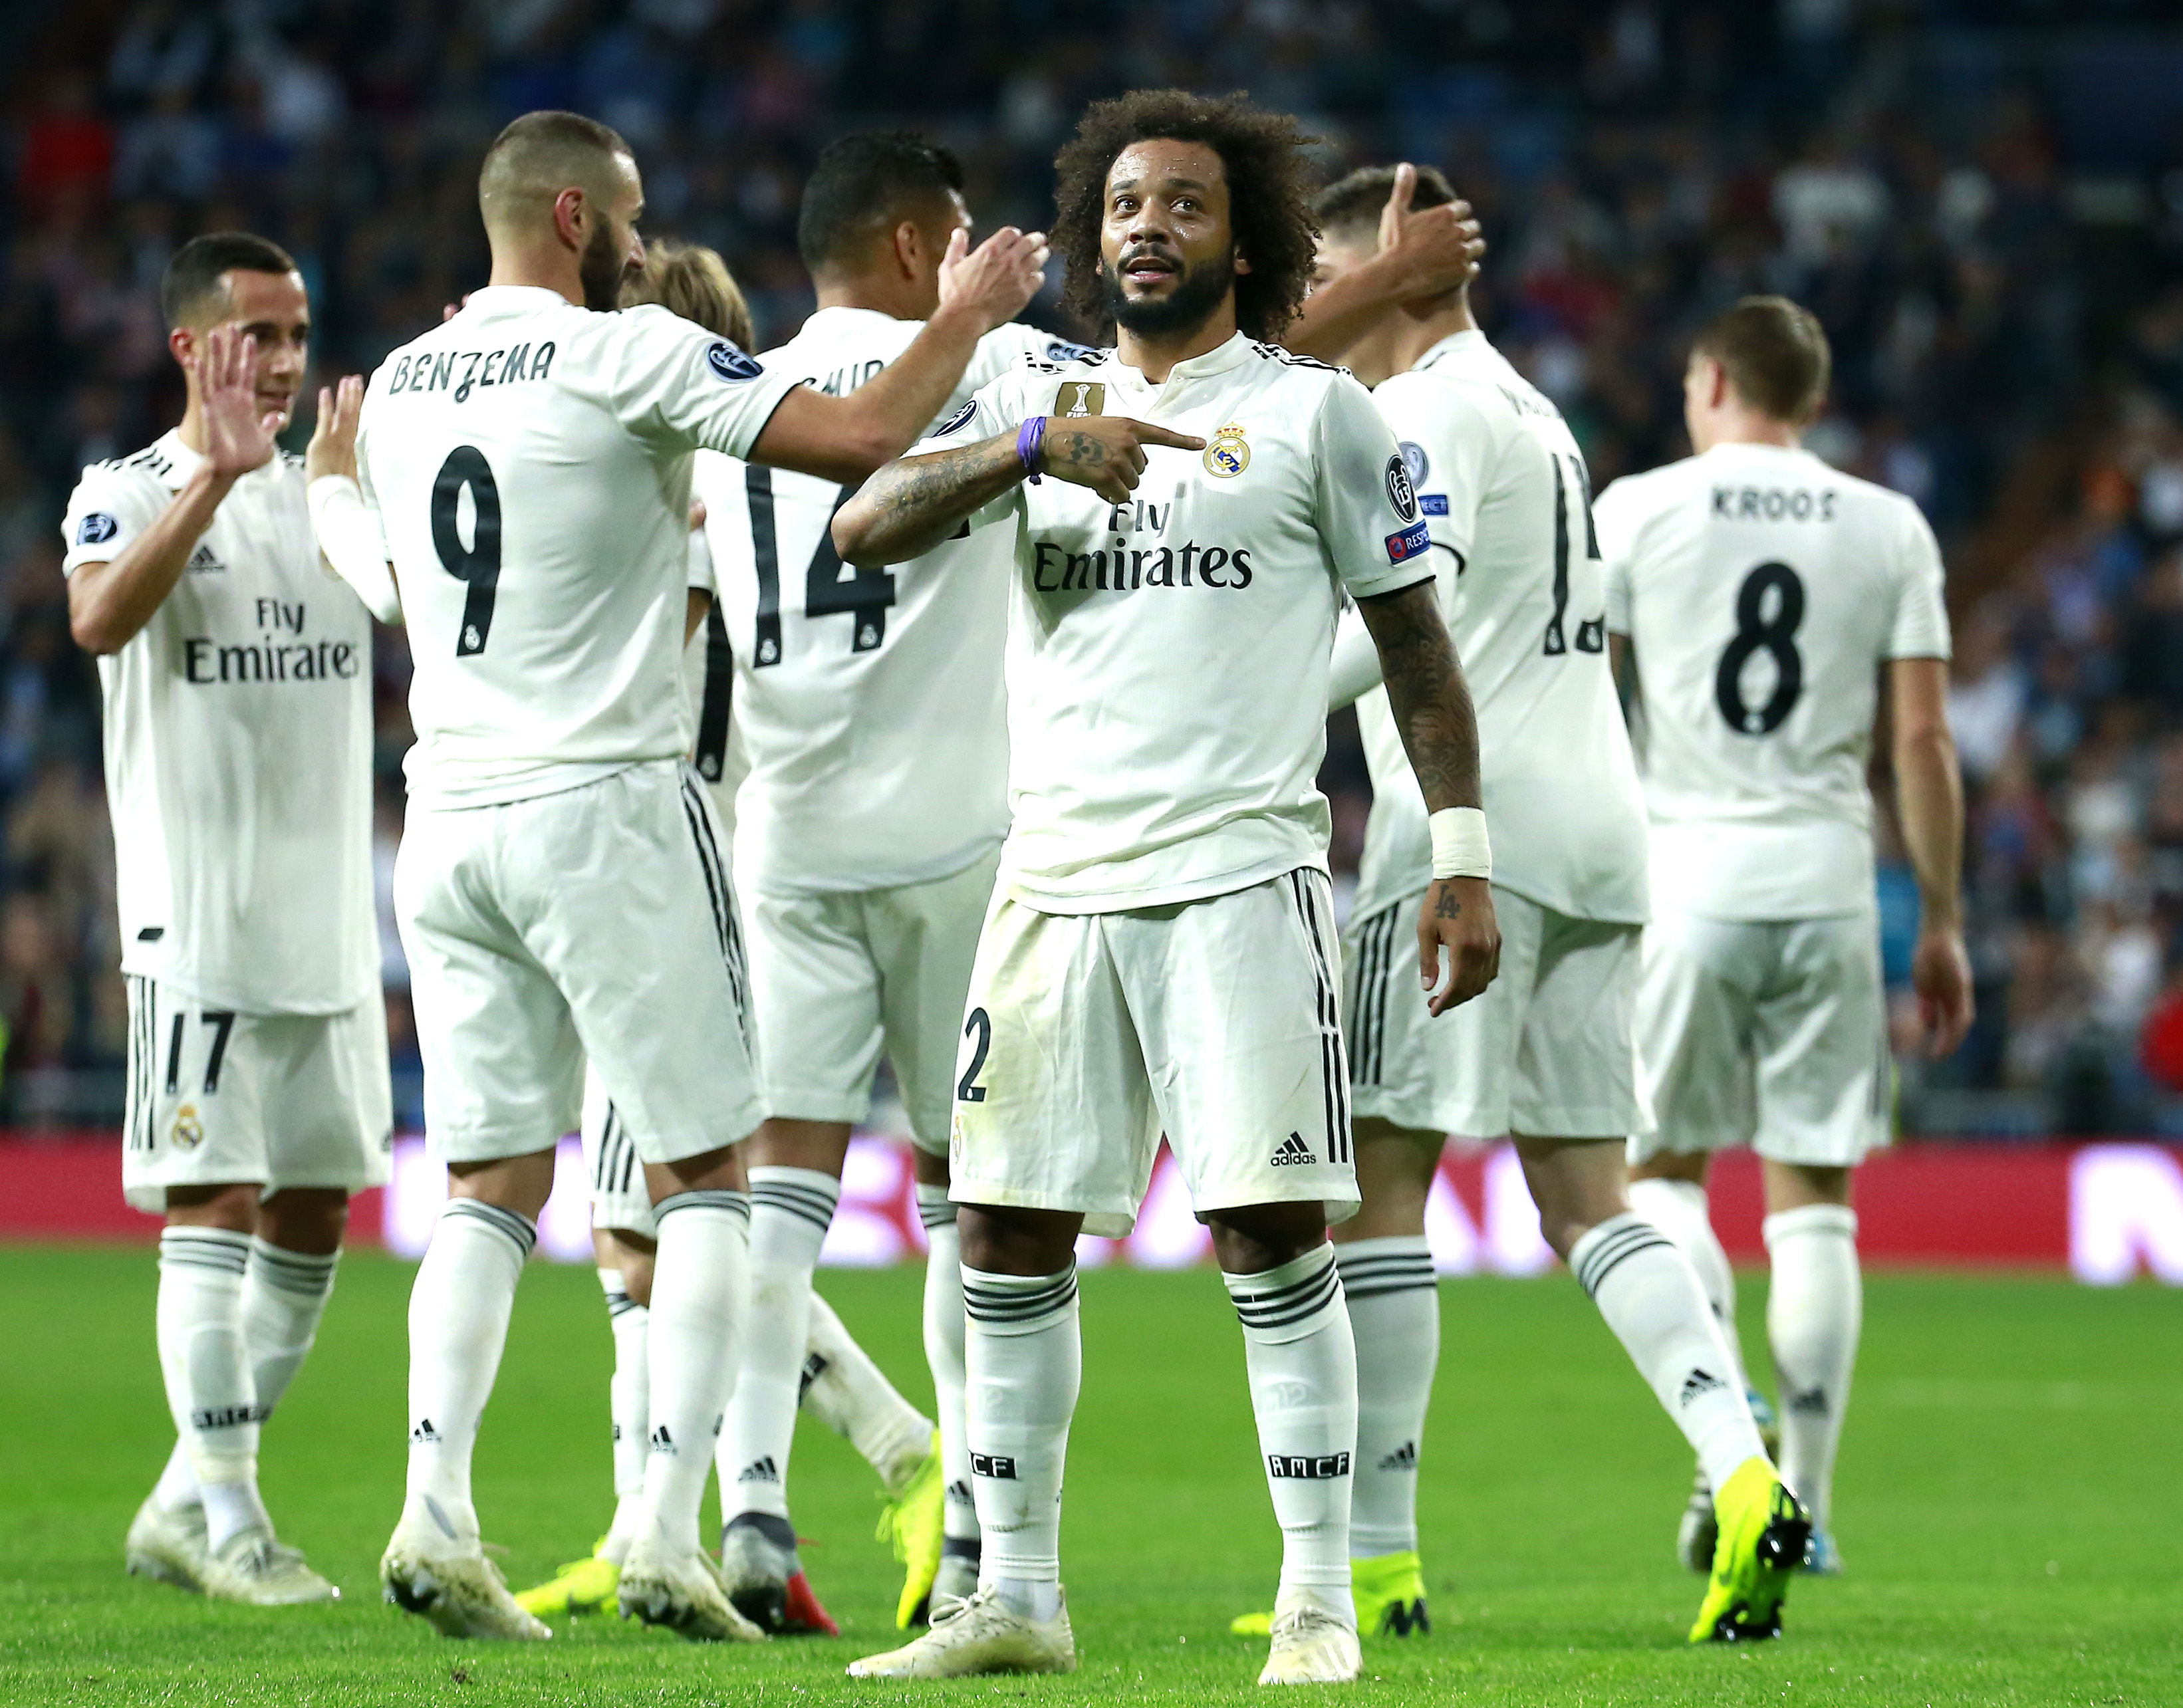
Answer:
[{"left": 1357, "top": 578, "right": 1501, "bottom": 1013}]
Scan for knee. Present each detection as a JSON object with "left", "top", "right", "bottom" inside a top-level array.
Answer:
[
  {"left": 957, "top": 1204, "right": 1077, "bottom": 1276},
  {"left": 257, "top": 1189, "right": 350, "bottom": 1257},
  {"left": 1206, "top": 1201, "right": 1329, "bottom": 1275},
  {"left": 619, "top": 1250, "right": 655, "bottom": 1307},
  {"left": 165, "top": 1181, "right": 262, "bottom": 1234}
]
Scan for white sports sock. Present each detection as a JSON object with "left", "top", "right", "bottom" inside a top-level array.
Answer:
[
  {"left": 599, "top": 1268, "right": 650, "bottom": 1561},
  {"left": 158, "top": 1227, "right": 270, "bottom": 1549},
  {"left": 721, "top": 1167, "right": 835, "bottom": 1524},
  {"left": 643, "top": 1191, "right": 749, "bottom": 1555},
  {"left": 963, "top": 1263, "right": 1079, "bottom": 1623},
  {"left": 1764, "top": 1204, "right": 1861, "bottom": 1530},
  {"left": 918, "top": 1186, "right": 978, "bottom": 1548},
  {"left": 1628, "top": 1177, "right": 1747, "bottom": 1389},
  {"left": 241, "top": 1238, "right": 340, "bottom": 1421},
  {"left": 1225, "top": 1243, "right": 1358, "bottom": 1606},
  {"left": 403, "top": 1199, "right": 535, "bottom": 1546},
  {"left": 1335, "top": 1237, "right": 1437, "bottom": 1559},
  {"left": 1571, "top": 1213, "right": 1767, "bottom": 1495},
  {"left": 801, "top": 1290, "right": 933, "bottom": 1493}
]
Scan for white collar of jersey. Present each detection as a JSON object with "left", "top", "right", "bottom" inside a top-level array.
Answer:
[
  {"left": 1699, "top": 439, "right": 1821, "bottom": 467},
  {"left": 1102, "top": 328, "right": 1252, "bottom": 393},
  {"left": 455, "top": 285, "right": 577, "bottom": 318},
  {"left": 1410, "top": 328, "right": 1488, "bottom": 372}
]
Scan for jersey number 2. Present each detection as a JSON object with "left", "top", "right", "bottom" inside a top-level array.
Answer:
[
  {"left": 745, "top": 467, "right": 896, "bottom": 666},
  {"left": 1716, "top": 561, "right": 1806, "bottom": 734},
  {"left": 430, "top": 446, "right": 502, "bottom": 657}
]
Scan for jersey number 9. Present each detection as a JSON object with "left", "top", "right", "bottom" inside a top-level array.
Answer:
[{"left": 430, "top": 445, "right": 503, "bottom": 658}]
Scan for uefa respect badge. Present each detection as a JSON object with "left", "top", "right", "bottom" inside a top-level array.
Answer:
[{"left": 1385, "top": 519, "right": 1432, "bottom": 562}]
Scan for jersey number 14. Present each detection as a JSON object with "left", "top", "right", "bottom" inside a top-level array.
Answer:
[{"left": 745, "top": 468, "right": 897, "bottom": 666}]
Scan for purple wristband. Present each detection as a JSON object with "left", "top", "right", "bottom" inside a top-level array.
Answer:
[{"left": 1017, "top": 415, "right": 1046, "bottom": 484}]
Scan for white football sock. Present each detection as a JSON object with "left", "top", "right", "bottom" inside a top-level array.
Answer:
[
  {"left": 158, "top": 1227, "right": 270, "bottom": 1549},
  {"left": 1764, "top": 1204, "right": 1861, "bottom": 1529},
  {"left": 963, "top": 1263, "right": 1078, "bottom": 1623},
  {"left": 599, "top": 1267, "right": 650, "bottom": 1562},
  {"left": 918, "top": 1186, "right": 979, "bottom": 1549},
  {"left": 1225, "top": 1243, "right": 1358, "bottom": 1608},
  {"left": 721, "top": 1167, "right": 834, "bottom": 1524},
  {"left": 403, "top": 1200, "right": 534, "bottom": 1546},
  {"left": 643, "top": 1190, "right": 749, "bottom": 1555},
  {"left": 241, "top": 1237, "right": 340, "bottom": 1421},
  {"left": 1628, "top": 1177, "right": 1747, "bottom": 1389},
  {"left": 1335, "top": 1237, "right": 1437, "bottom": 1558},
  {"left": 802, "top": 1290, "right": 933, "bottom": 1493},
  {"left": 1571, "top": 1213, "right": 1766, "bottom": 1495}
]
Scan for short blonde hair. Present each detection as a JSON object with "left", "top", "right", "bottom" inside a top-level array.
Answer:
[{"left": 621, "top": 239, "right": 754, "bottom": 350}]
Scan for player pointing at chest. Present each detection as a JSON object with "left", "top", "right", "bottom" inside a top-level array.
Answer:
[{"left": 833, "top": 90, "right": 1497, "bottom": 1687}]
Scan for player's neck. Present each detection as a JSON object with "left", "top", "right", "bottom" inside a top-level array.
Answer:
[
  {"left": 1115, "top": 301, "right": 1239, "bottom": 385},
  {"left": 1347, "top": 295, "right": 1478, "bottom": 388},
  {"left": 486, "top": 242, "right": 586, "bottom": 308},
  {"left": 813, "top": 273, "right": 929, "bottom": 322},
  {"left": 1694, "top": 410, "right": 1802, "bottom": 453},
  {"left": 175, "top": 389, "right": 207, "bottom": 456}
]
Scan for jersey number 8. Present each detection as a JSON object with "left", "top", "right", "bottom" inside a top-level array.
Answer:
[
  {"left": 1716, "top": 560, "right": 1806, "bottom": 735},
  {"left": 430, "top": 446, "right": 502, "bottom": 658}
]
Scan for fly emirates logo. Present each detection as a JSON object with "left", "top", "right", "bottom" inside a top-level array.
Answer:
[
  {"left": 182, "top": 598, "right": 362, "bottom": 686},
  {"left": 1030, "top": 497, "right": 1255, "bottom": 594}
]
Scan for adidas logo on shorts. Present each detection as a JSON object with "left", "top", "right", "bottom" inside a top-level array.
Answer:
[
  {"left": 1378, "top": 1439, "right": 1419, "bottom": 1472},
  {"left": 1679, "top": 1368, "right": 1728, "bottom": 1408},
  {"left": 737, "top": 1456, "right": 781, "bottom": 1483},
  {"left": 1269, "top": 1132, "right": 1316, "bottom": 1167}
]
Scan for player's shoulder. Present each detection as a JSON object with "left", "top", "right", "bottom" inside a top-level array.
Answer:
[
  {"left": 84, "top": 438, "right": 179, "bottom": 485},
  {"left": 1017, "top": 340, "right": 1113, "bottom": 378},
  {"left": 1597, "top": 454, "right": 1705, "bottom": 517},
  {"left": 1245, "top": 340, "right": 1351, "bottom": 396}
]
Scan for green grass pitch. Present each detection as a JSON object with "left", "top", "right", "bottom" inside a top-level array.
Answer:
[{"left": 1, "top": 1247, "right": 2176, "bottom": 1705}]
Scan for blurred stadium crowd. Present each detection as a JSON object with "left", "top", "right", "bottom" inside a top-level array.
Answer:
[{"left": 7, "top": 0, "right": 2183, "bottom": 1132}]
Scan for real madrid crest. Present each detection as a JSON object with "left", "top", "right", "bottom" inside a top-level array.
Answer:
[
  {"left": 1204, "top": 422, "right": 1250, "bottom": 479},
  {"left": 172, "top": 1104, "right": 205, "bottom": 1151}
]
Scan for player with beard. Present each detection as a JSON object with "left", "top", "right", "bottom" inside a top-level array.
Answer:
[
  {"left": 832, "top": 90, "right": 1501, "bottom": 1685},
  {"left": 351, "top": 110, "right": 1045, "bottom": 1642}
]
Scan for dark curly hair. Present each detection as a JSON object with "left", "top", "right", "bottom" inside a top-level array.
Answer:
[{"left": 1051, "top": 89, "right": 1321, "bottom": 342}]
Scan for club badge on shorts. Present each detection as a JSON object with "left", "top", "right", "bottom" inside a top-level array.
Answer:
[
  {"left": 1204, "top": 422, "right": 1250, "bottom": 479},
  {"left": 172, "top": 1105, "right": 205, "bottom": 1150}
]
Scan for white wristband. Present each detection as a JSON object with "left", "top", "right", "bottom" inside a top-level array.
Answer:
[{"left": 1429, "top": 806, "right": 1491, "bottom": 882}]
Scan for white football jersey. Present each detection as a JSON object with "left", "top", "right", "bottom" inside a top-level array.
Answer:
[
  {"left": 909, "top": 331, "right": 1434, "bottom": 912},
  {"left": 1597, "top": 441, "right": 1951, "bottom": 920},
  {"left": 701, "top": 309, "right": 1087, "bottom": 896},
  {"left": 355, "top": 285, "right": 801, "bottom": 808},
  {"left": 61, "top": 433, "right": 378, "bottom": 1014},
  {"left": 1350, "top": 332, "right": 1648, "bottom": 925}
]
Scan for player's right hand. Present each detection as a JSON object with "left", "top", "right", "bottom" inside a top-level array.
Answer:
[
  {"left": 937, "top": 225, "right": 1051, "bottom": 330},
  {"left": 1037, "top": 416, "right": 1206, "bottom": 505},
  {"left": 306, "top": 373, "right": 364, "bottom": 485},
  {"left": 197, "top": 324, "right": 283, "bottom": 481},
  {"left": 1376, "top": 163, "right": 1487, "bottom": 302},
  {"left": 1420, "top": 876, "right": 1499, "bottom": 1016},
  {"left": 1910, "top": 923, "right": 1974, "bottom": 1057}
]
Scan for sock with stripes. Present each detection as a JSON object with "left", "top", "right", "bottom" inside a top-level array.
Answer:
[
  {"left": 721, "top": 1167, "right": 836, "bottom": 1524},
  {"left": 916, "top": 1186, "right": 979, "bottom": 1548},
  {"left": 402, "top": 1199, "right": 535, "bottom": 1545},
  {"left": 964, "top": 1264, "right": 1079, "bottom": 1623},
  {"left": 157, "top": 1226, "right": 271, "bottom": 1550},
  {"left": 1764, "top": 1204, "right": 1860, "bottom": 1530},
  {"left": 599, "top": 1268, "right": 650, "bottom": 1562},
  {"left": 643, "top": 1190, "right": 750, "bottom": 1555},
  {"left": 1571, "top": 1212, "right": 1766, "bottom": 1495},
  {"left": 1225, "top": 1242, "right": 1358, "bottom": 1608},
  {"left": 240, "top": 1237, "right": 339, "bottom": 1423},
  {"left": 1336, "top": 1237, "right": 1437, "bottom": 1558},
  {"left": 801, "top": 1290, "right": 933, "bottom": 1494},
  {"left": 1627, "top": 1176, "right": 1747, "bottom": 1388}
]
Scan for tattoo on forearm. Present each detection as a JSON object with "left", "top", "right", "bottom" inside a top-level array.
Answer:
[
  {"left": 854, "top": 433, "right": 1022, "bottom": 558},
  {"left": 1361, "top": 580, "right": 1482, "bottom": 813}
]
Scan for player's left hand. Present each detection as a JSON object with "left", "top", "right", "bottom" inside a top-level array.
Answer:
[
  {"left": 1375, "top": 163, "right": 1487, "bottom": 303},
  {"left": 305, "top": 373, "right": 364, "bottom": 485},
  {"left": 937, "top": 225, "right": 1051, "bottom": 332},
  {"left": 1420, "top": 876, "right": 1499, "bottom": 1016},
  {"left": 1910, "top": 923, "right": 1974, "bottom": 1056}
]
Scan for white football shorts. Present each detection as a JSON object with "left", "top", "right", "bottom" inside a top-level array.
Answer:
[
  {"left": 122, "top": 977, "right": 392, "bottom": 1214},
  {"left": 397, "top": 760, "right": 761, "bottom": 1167},
  {"left": 580, "top": 1066, "right": 657, "bottom": 1239},
  {"left": 743, "top": 846, "right": 1000, "bottom": 1156},
  {"left": 1628, "top": 907, "right": 1890, "bottom": 1169},
  {"left": 949, "top": 868, "right": 1359, "bottom": 1237},
  {"left": 1345, "top": 886, "right": 1645, "bottom": 1140}
]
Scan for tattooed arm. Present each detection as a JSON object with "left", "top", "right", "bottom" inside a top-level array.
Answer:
[
  {"left": 1357, "top": 578, "right": 1501, "bottom": 1014},
  {"left": 833, "top": 416, "right": 1205, "bottom": 566}
]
